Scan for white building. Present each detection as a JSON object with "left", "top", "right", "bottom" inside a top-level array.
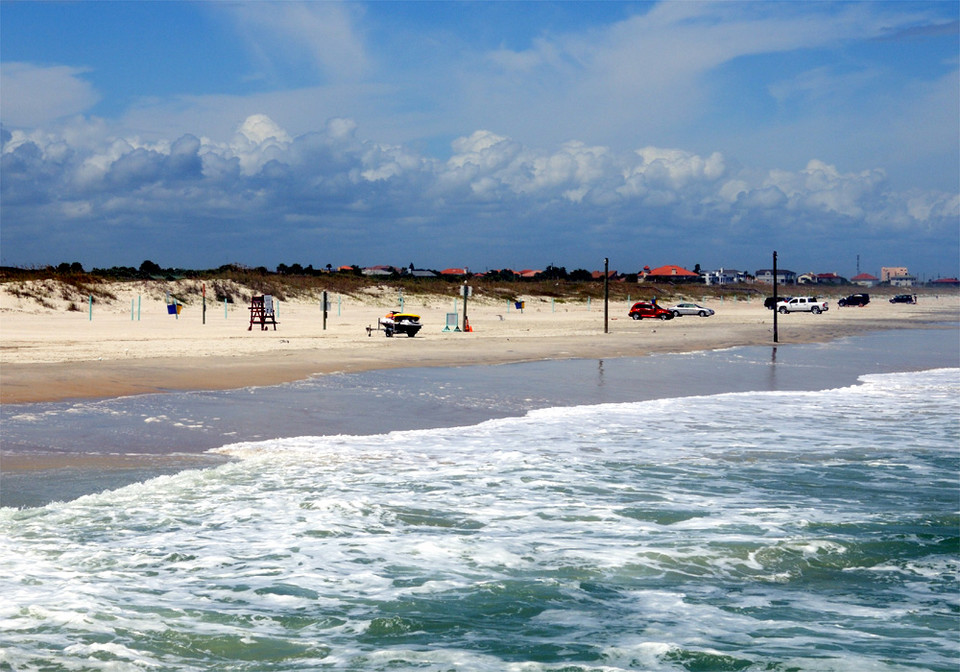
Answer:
[
  {"left": 881, "top": 267, "right": 909, "bottom": 282},
  {"left": 703, "top": 268, "right": 749, "bottom": 285},
  {"left": 755, "top": 268, "right": 797, "bottom": 284}
]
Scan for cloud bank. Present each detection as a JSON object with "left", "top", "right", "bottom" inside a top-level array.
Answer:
[{"left": 2, "top": 113, "right": 956, "bottom": 274}]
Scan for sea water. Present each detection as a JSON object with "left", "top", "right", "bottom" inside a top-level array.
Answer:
[{"left": 1, "top": 367, "right": 958, "bottom": 671}]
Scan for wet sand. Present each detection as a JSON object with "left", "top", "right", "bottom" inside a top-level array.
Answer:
[{"left": 3, "top": 325, "right": 959, "bottom": 508}]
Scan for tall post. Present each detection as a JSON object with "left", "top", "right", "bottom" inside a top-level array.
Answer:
[
  {"left": 772, "top": 250, "right": 779, "bottom": 343},
  {"left": 462, "top": 282, "right": 469, "bottom": 332},
  {"left": 202, "top": 283, "right": 206, "bottom": 325},
  {"left": 603, "top": 257, "right": 609, "bottom": 334},
  {"left": 322, "top": 290, "right": 328, "bottom": 331}
]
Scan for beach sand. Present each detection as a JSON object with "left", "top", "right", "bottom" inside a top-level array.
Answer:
[
  {"left": 2, "top": 283, "right": 957, "bottom": 404},
  {"left": 2, "top": 282, "right": 958, "bottom": 508}
]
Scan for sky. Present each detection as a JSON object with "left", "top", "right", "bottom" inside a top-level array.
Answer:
[{"left": 1, "top": 1, "right": 958, "bottom": 278}]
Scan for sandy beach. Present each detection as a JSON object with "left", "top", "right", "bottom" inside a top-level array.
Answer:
[
  {"left": 2, "top": 280, "right": 958, "bottom": 508},
  {"left": 2, "top": 281, "right": 958, "bottom": 404}
]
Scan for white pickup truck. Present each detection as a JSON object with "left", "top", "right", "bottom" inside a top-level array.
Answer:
[{"left": 776, "top": 296, "right": 828, "bottom": 314}]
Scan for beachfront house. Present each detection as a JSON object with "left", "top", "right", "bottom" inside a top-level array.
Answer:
[
  {"left": 755, "top": 268, "right": 797, "bottom": 284},
  {"left": 703, "top": 268, "right": 749, "bottom": 285},
  {"left": 929, "top": 277, "right": 960, "bottom": 288},
  {"left": 798, "top": 272, "right": 848, "bottom": 285},
  {"left": 408, "top": 268, "right": 439, "bottom": 278},
  {"left": 851, "top": 273, "right": 879, "bottom": 287},
  {"left": 889, "top": 274, "right": 918, "bottom": 287},
  {"left": 881, "top": 267, "right": 909, "bottom": 282},
  {"left": 362, "top": 265, "right": 396, "bottom": 277},
  {"left": 640, "top": 265, "right": 700, "bottom": 283}
]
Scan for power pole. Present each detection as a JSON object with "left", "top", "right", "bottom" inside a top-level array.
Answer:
[
  {"left": 603, "top": 257, "right": 609, "bottom": 334},
  {"left": 772, "top": 250, "right": 779, "bottom": 343}
]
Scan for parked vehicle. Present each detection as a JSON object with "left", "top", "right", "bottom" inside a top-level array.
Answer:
[
  {"left": 777, "top": 297, "right": 828, "bottom": 314},
  {"left": 668, "top": 302, "right": 714, "bottom": 317},
  {"left": 838, "top": 293, "right": 870, "bottom": 307},
  {"left": 890, "top": 294, "right": 917, "bottom": 304},
  {"left": 628, "top": 302, "right": 674, "bottom": 320},
  {"left": 765, "top": 296, "right": 792, "bottom": 309},
  {"left": 379, "top": 311, "right": 423, "bottom": 337}
]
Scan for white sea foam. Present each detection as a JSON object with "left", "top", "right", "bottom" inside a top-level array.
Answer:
[{"left": 1, "top": 368, "right": 957, "bottom": 671}]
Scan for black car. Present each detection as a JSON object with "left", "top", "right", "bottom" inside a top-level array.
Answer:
[
  {"left": 764, "top": 296, "right": 792, "bottom": 309},
  {"left": 838, "top": 293, "right": 870, "bottom": 307},
  {"left": 890, "top": 294, "right": 917, "bottom": 304}
]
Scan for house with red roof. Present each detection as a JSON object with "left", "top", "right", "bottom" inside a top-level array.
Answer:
[
  {"left": 641, "top": 265, "right": 700, "bottom": 283},
  {"left": 851, "top": 272, "right": 879, "bottom": 287},
  {"left": 930, "top": 277, "right": 959, "bottom": 288}
]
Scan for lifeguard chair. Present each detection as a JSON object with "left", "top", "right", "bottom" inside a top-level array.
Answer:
[{"left": 248, "top": 295, "right": 278, "bottom": 331}]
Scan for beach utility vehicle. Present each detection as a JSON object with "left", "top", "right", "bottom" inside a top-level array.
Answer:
[
  {"left": 628, "top": 302, "right": 674, "bottom": 320},
  {"left": 890, "top": 294, "right": 917, "bottom": 304},
  {"left": 379, "top": 311, "right": 423, "bottom": 337},
  {"left": 777, "top": 297, "right": 828, "bottom": 314},
  {"left": 668, "top": 302, "right": 714, "bottom": 317},
  {"left": 838, "top": 293, "right": 870, "bottom": 307}
]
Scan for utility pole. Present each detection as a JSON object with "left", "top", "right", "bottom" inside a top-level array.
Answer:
[
  {"left": 603, "top": 257, "right": 609, "bottom": 334},
  {"left": 772, "top": 250, "right": 779, "bottom": 344},
  {"left": 322, "top": 290, "right": 328, "bottom": 330}
]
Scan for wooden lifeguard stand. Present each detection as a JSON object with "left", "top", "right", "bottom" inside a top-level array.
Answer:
[{"left": 248, "top": 295, "right": 278, "bottom": 331}]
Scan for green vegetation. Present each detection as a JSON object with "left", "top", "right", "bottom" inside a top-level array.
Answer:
[
  {"left": 0, "top": 260, "right": 736, "bottom": 306},
  {"left": 1, "top": 260, "right": 950, "bottom": 312}
]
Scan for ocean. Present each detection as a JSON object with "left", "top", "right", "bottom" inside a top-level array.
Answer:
[{"left": 1, "top": 329, "right": 958, "bottom": 671}]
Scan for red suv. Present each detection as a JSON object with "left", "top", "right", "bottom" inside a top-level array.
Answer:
[{"left": 628, "top": 301, "right": 674, "bottom": 320}]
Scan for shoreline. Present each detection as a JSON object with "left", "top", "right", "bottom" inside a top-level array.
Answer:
[
  {"left": 3, "top": 322, "right": 958, "bottom": 508},
  {"left": 2, "top": 297, "right": 958, "bottom": 405}
]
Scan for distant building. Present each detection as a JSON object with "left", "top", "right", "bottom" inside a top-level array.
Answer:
[
  {"left": 851, "top": 273, "right": 879, "bottom": 287},
  {"left": 881, "top": 267, "right": 909, "bottom": 282},
  {"left": 591, "top": 270, "right": 619, "bottom": 280},
  {"left": 889, "top": 274, "right": 917, "bottom": 287},
  {"left": 703, "top": 268, "right": 749, "bottom": 285},
  {"left": 755, "top": 268, "right": 797, "bottom": 285},
  {"left": 798, "top": 272, "right": 847, "bottom": 285},
  {"left": 930, "top": 277, "right": 960, "bottom": 288},
  {"left": 641, "top": 264, "right": 700, "bottom": 282},
  {"left": 440, "top": 268, "right": 467, "bottom": 276},
  {"left": 362, "top": 265, "right": 396, "bottom": 276}
]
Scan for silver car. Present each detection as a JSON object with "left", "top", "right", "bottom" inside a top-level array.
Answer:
[{"left": 668, "top": 302, "right": 715, "bottom": 317}]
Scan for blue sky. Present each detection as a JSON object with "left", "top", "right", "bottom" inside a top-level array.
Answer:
[{"left": 2, "top": 1, "right": 958, "bottom": 278}]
